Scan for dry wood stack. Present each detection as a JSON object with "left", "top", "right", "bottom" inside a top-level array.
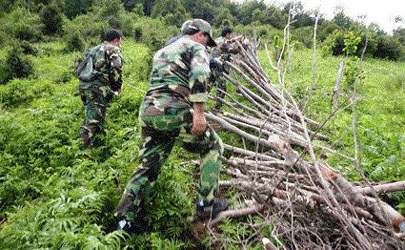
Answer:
[{"left": 204, "top": 36, "right": 405, "bottom": 249}]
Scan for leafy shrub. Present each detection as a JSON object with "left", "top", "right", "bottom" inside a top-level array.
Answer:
[
  {"left": 0, "top": 47, "right": 34, "bottom": 84},
  {"left": 40, "top": 2, "right": 64, "bottom": 36}
]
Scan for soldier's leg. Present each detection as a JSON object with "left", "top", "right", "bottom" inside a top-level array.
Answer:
[
  {"left": 79, "top": 90, "right": 107, "bottom": 148},
  {"left": 179, "top": 120, "right": 224, "bottom": 204},
  {"left": 179, "top": 120, "right": 227, "bottom": 218},
  {"left": 115, "top": 125, "right": 175, "bottom": 223}
]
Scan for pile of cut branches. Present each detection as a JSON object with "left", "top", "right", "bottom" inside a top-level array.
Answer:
[{"left": 204, "top": 33, "right": 405, "bottom": 249}]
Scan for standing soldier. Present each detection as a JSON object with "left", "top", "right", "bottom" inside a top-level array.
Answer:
[
  {"left": 165, "top": 19, "right": 192, "bottom": 47},
  {"left": 116, "top": 19, "right": 228, "bottom": 233},
  {"left": 211, "top": 27, "right": 242, "bottom": 110},
  {"left": 78, "top": 29, "right": 123, "bottom": 149}
]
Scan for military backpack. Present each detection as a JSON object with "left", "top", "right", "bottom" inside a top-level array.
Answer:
[{"left": 75, "top": 45, "right": 102, "bottom": 82}]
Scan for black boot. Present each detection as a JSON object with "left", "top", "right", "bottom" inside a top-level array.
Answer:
[{"left": 196, "top": 198, "right": 229, "bottom": 220}]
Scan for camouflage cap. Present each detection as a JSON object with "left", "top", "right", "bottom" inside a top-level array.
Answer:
[
  {"left": 180, "top": 20, "right": 192, "bottom": 34},
  {"left": 188, "top": 19, "right": 217, "bottom": 47}
]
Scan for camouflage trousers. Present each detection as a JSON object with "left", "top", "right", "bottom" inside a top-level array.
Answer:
[
  {"left": 215, "top": 76, "right": 227, "bottom": 109},
  {"left": 79, "top": 87, "right": 110, "bottom": 148},
  {"left": 116, "top": 91, "right": 224, "bottom": 221}
]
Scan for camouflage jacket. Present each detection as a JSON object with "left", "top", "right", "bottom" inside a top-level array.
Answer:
[
  {"left": 212, "top": 36, "right": 239, "bottom": 59},
  {"left": 79, "top": 42, "right": 122, "bottom": 93},
  {"left": 147, "top": 37, "right": 210, "bottom": 104}
]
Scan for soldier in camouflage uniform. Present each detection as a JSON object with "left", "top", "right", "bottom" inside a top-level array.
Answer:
[
  {"left": 211, "top": 27, "right": 242, "bottom": 110},
  {"left": 165, "top": 19, "right": 192, "bottom": 47},
  {"left": 116, "top": 19, "right": 228, "bottom": 233},
  {"left": 79, "top": 29, "right": 123, "bottom": 149}
]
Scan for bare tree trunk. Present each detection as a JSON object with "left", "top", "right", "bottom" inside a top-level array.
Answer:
[{"left": 333, "top": 60, "right": 345, "bottom": 112}]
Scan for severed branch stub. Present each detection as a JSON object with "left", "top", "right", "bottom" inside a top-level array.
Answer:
[{"left": 202, "top": 35, "right": 405, "bottom": 249}]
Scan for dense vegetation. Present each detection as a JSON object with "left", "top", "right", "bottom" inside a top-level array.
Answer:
[{"left": 0, "top": 0, "right": 404, "bottom": 249}]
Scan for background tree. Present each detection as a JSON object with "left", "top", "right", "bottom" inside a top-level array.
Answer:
[
  {"left": 127, "top": 0, "right": 156, "bottom": 16},
  {"left": 151, "top": 0, "right": 189, "bottom": 26},
  {"left": 264, "top": 6, "right": 286, "bottom": 29},
  {"left": 332, "top": 5, "right": 352, "bottom": 30},
  {"left": 93, "top": 0, "right": 125, "bottom": 18},
  {"left": 0, "top": 0, "right": 18, "bottom": 17},
  {"left": 236, "top": 0, "right": 267, "bottom": 25},
  {"left": 393, "top": 27, "right": 405, "bottom": 43},
  {"left": 214, "top": 8, "right": 236, "bottom": 27},
  {"left": 181, "top": 0, "right": 216, "bottom": 23},
  {"left": 120, "top": 0, "right": 137, "bottom": 11},
  {"left": 282, "top": 1, "right": 316, "bottom": 28},
  {"left": 63, "top": 0, "right": 93, "bottom": 19}
]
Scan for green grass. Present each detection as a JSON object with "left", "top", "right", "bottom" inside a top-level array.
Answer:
[{"left": 0, "top": 38, "right": 403, "bottom": 249}]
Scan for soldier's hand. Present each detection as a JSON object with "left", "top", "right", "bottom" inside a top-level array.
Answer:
[
  {"left": 234, "top": 35, "right": 243, "bottom": 42},
  {"left": 192, "top": 103, "right": 207, "bottom": 137},
  {"left": 192, "top": 113, "right": 207, "bottom": 137}
]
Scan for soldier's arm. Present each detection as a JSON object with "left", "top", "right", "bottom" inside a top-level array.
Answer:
[
  {"left": 107, "top": 47, "right": 123, "bottom": 92},
  {"left": 189, "top": 45, "right": 210, "bottom": 136},
  {"left": 188, "top": 45, "right": 210, "bottom": 103}
]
